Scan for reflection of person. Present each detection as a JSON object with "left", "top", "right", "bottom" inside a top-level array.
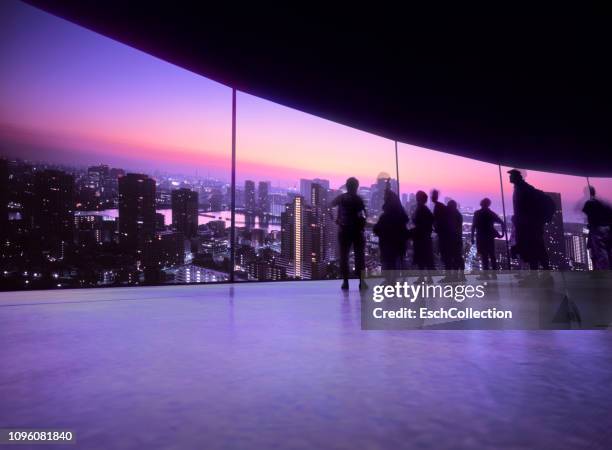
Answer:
[
  {"left": 582, "top": 186, "right": 612, "bottom": 270},
  {"left": 471, "top": 198, "right": 505, "bottom": 278},
  {"left": 331, "top": 177, "right": 367, "bottom": 290},
  {"left": 409, "top": 190, "right": 434, "bottom": 283},
  {"left": 373, "top": 182, "right": 409, "bottom": 271},
  {"left": 508, "top": 169, "right": 552, "bottom": 273}
]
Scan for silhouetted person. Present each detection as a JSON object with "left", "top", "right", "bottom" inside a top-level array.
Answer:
[
  {"left": 446, "top": 200, "right": 466, "bottom": 281},
  {"left": 431, "top": 189, "right": 453, "bottom": 279},
  {"left": 409, "top": 190, "right": 434, "bottom": 283},
  {"left": 582, "top": 186, "right": 612, "bottom": 270},
  {"left": 331, "top": 177, "right": 367, "bottom": 290},
  {"left": 508, "top": 169, "right": 554, "bottom": 283},
  {"left": 373, "top": 183, "right": 409, "bottom": 272},
  {"left": 471, "top": 198, "right": 505, "bottom": 279}
]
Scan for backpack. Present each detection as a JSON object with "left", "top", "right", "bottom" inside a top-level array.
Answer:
[{"left": 534, "top": 189, "right": 556, "bottom": 223}]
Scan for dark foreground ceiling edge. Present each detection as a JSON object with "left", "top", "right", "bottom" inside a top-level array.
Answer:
[{"left": 24, "top": 1, "right": 612, "bottom": 176}]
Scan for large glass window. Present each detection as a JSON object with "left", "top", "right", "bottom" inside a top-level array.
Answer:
[
  {"left": 0, "top": 1, "right": 232, "bottom": 289},
  {"left": 2, "top": 1, "right": 610, "bottom": 292},
  {"left": 397, "top": 144, "right": 506, "bottom": 271},
  {"left": 235, "top": 92, "right": 396, "bottom": 281},
  {"left": 500, "top": 167, "right": 590, "bottom": 270}
]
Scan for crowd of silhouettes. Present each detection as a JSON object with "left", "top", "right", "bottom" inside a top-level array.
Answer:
[{"left": 332, "top": 170, "right": 612, "bottom": 290}]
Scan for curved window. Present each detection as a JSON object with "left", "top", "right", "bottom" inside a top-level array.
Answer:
[{"left": 1, "top": 1, "right": 609, "bottom": 291}]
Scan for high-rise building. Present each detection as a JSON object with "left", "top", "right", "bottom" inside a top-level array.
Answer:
[
  {"left": 299, "top": 179, "right": 312, "bottom": 204},
  {"left": 244, "top": 180, "right": 256, "bottom": 213},
  {"left": 155, "top": 213, "right": 166, "bottom": 231},
  {"left": 146, "top": 230, "right": 185, "bottom": 268},
  {"left": 258, "top": 181, "right": 270, "bottom": 213},
  {"left": 172, "top": 188, "right": 198, "bottom": 239},
  {"left": 209, "top": 189, "right": 223, "bottom": 211},
  {"left": 74, "top": 214, "right": 104, "bottom": 247},
  {"left": 33, "top": 169, "right": 75, "bottom": 259},
  {"left": 0, "top": 159, "right": 8, "bottom": 245},
  {"left": 86, "top": 165, "right": 114, "bottom": 208},
  {"left": 118, "top": 173, "right": 156, "bottom": 254},
  {"left": 300, "top": 178, "right": 330, "bottom": 205},
  {"left": 564, "top": 225, "right": 590, "bottom": 270},
  {"left": 310, "top": 183, "right": 329, "bottom": 278},
  {"left": 270, "top": 193, "right": 288, "bottom": 216},
  {"left": 313, "top": 178, "right": 330, "bottom": 191},
  {"left": 543, "top": 192, "right": 566, "bottom": 270},
  {"left": 247, "top": 260, "right": 285, "bottom": 281},
  {"left": 87, "top": 165, "right": 109, "bottom": 190},
  {"left": 280, "top": 196, "right": 314, "bottom": 279}
]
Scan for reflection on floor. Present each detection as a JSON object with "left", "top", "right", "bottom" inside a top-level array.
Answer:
[{"left": 1, "top": 279, "right": 611, "bottom": 449}]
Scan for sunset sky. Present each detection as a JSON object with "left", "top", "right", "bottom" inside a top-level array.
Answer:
[{"left": 0, "top": 0, "right": 607, "bottom": 221}]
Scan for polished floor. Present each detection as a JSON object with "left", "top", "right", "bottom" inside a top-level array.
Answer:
[{"left": 1, "top": 280, "right": 611, "bottom": 449}]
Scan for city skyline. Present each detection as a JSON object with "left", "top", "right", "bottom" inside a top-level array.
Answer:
[
  {"left": 0, "top": 153, "right": 598, "bottom": 293},
  {"left": 0, "top": 0, "right": 609, "bottom": 292}
]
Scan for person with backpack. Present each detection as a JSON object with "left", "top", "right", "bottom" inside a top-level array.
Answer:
[
  {"left": 508, "top": 169, "right": 555, "bottom": 282},
  {"left": 582, "top": 186, "right": 612, "bottom": 270}
]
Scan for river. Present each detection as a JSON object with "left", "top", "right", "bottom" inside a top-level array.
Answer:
[{"left": 76, "top": 209, "right": 281, "bottom": 231}]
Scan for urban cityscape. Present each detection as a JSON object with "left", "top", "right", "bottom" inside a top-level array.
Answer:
[{"left": 0, "top": 156, "right": 594, "bottom": 291}]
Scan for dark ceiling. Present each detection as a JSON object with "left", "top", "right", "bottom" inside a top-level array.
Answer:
[{"left": 26, "top": 1, "right": 612, "bottom": 176}]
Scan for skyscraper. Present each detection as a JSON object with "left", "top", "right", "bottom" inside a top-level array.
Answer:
[
  {"left": 300, "top": 178, "right": 330, "bottom": 205},
  {"left": 87, "top": 165, "right": 109, "bottom": 191},
  {"left": 172, "top": 188, "right": 199, "bottom": 239},
  {"left": 118, "top": 173, "right": 156, "bottom": 254},
  {"left": 299, "top": 179, "right": 312, "bottom": 204},
  {"left": 543, "top": 192, "right": 566, "bottom": 270},
  {"left": 258, "top": 181, "right": 270, "bottom": 213},
  {"left": 244, "top": 180, "right": 256, "bottom": 213},
  {"left": 33, "top": 169, "right": 75, "bottom": 259},
  {"left": 280, "top": 196, "right": 313, "bottom": 279},
  {"left": 0, "top": 159, "right": 9, "bottom": 248},
  {"left": 564, "top": 224, "right": 591, "bottom": 270},
  {"left": 310, "top": 183, "right": 329, "bottom": 278}
]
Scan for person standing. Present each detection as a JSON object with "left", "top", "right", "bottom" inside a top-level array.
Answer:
[
  {"left": 373, "top": 184, "right": 409, "bottom": 272},
  {"left": 409, "top": 190, "right": 435, "bottom": 283},
  {"left": 431, "top": 189, "right": 453, "bottom": 280},
  {"left": 582, "top": 186, "right": 612, "bottom": 270},
  {"left": 331, "top": 177, "right": 368, "bottom": 290},
  {"left": 508, "top": 169, "right": 555, "bottom": 284},
  {"left": 471, "top": 198, "right": 505, "bottom": 279}
]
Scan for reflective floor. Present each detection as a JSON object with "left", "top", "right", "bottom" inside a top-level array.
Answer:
[{"left": 1, "top": 280, "right": 611, "bottom": 449}]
